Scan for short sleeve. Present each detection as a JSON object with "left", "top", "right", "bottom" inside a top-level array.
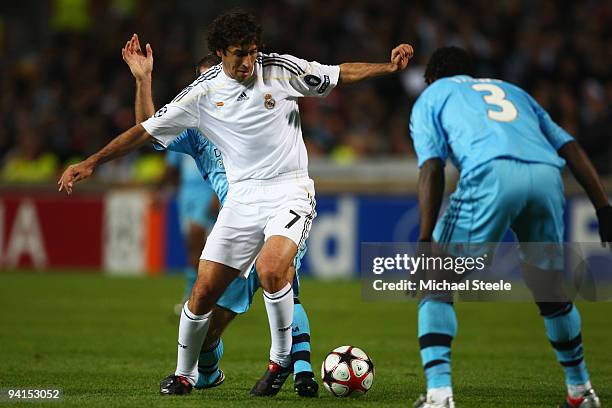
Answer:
[
  {"left": 263, "top": 53, "right": 340, "bottom": 98},
  {"left": 527, "top": 94, "right": 574, "bottom": 150},
  {"left": 141, "top": 78, "right": 203, "bottom": 147},
  {"left": 410, "top": 93, "right": 448, "bottom": 167}
]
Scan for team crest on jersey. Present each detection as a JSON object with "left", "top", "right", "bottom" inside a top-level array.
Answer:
[{"left": 264, "top": 93, "right": 276, "bottom": 109}]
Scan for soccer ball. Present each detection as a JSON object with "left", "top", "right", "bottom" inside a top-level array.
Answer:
[{"left": 321, "top": 345, "right": 374, "bottom": 397}]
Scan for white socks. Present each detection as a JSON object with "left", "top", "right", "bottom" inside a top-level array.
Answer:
[
  {"left": 175, "top": 302, "right": 211, "bottom": 385},
  {"left": 263, "top": 283, "right": 293, "bottom": 367},
  {"left": 428, "top": 386, "right": 453, "bottom": 405}
]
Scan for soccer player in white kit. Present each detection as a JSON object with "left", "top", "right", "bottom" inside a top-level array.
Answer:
[{"left": 58, "top": 10, "right": 414, "bottom": 396}]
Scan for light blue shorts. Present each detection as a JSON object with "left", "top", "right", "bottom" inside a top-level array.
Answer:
[
  {"left": 433, "top": 159, "right": 565, "bottom": 267},
  {"left": 177, "top": 188, "right": 215, "bottom": 233},
  {"left": 215, "top": 246, "right": 306, "bottom": 314}
]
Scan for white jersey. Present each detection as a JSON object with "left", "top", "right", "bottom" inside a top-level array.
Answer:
[{"left": 141, "top": 53, "right": 340, "bottom": 183}]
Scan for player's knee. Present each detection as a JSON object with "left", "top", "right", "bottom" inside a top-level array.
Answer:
[
  {"left": 257, "top": 266, "right": 289, "bottom": 293},
  {"left": 258, "top": 273, "right": 287, "bottom": 293},
  {"left": 188, "top": 280, "right": 217, "bottom": 314},
  {"left": 192, "top": 278, "right": 213, "bottom": 299},
  {"left": 257, "top": 256, "right": 287, "bottom": 279}
]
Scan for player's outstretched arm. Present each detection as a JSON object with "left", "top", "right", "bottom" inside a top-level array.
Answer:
[
  {"left": 558, "top": 141, "right": 612, "bottom": 247},
  {"left": 58, "top": 124, "right": 152, "bottom": 195},
  {"left": 122, "top": 33, "right": 155, "bottom": 122},
  {"left": 417, "top": 158, "right": 445, "bottom": 242},
  {"left": 338, "top": 44, "right": 414, "bottom": 84}
]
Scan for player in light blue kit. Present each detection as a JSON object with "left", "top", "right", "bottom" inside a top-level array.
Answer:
[
  {"left": 122, "top": 35, "right": 318, "bottom": 397},
  {"left": 162, "top": 149, "right": 217, "bottom": 310},
  {"left": 410, "top": 47, "right": 611, "bottom": 408}
]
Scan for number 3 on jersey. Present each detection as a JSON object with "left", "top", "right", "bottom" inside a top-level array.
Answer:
[{"left": 472, "top": 83, "right": 518, "bottom": 122}]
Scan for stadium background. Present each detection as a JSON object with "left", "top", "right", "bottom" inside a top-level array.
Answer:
[{"left": 1, "top": 1, "right": 611, "bottom": 407}]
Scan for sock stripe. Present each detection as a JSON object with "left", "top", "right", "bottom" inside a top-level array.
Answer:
[
  {"left": 423, "top": 359, "right": 449, "bottom": 370},
  {"left": 291, "top": 350, "right": 310, "bottom": 362},
  {"left": 198, "top": 361, "right": 218, "bottom": 370},
  {"left": 546, "top": 303, "right": 573, "bottom": 318},
  {"left": 263, "top": 285, "right": 293, "bottom": 300},
  {"left": 292, "top": 333, "right": 310, "bottom": 345},
  {"left": 182, "top": 308, "right": 199, "bottom": 321},
  {"left": 550, "top": 334, "right": 582, "bottom": 351},
  {"left": 537, "top": 301, "right": 572, "bottom": 317},
  {"left": 560, "top": 357, "right": 584, "bottom": 367},
  {"left": 419, "top": 333, "right": 453, "bottom": 349}
]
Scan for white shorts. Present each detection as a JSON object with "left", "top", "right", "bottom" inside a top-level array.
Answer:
[{"left": 201, "top": 170, "right": 316, "bottom": 278}]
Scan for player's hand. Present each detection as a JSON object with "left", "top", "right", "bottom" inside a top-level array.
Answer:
[
  {"left": 57, "top": 160, "right": 96, "bottom": 195},
  {"left": 596, "top": 205, "right": 612, "bottom": 249},
  {"left": 121, "top": 33, "right": 153, "bottom": 81},
  {"left": 390, "top": 44, "right": 414, "bottom": 72}
]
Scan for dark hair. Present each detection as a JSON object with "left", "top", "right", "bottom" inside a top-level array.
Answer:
[
  {"left": 424, "top": 46, "right": 476, "bottom": 84},
  {"left": 207, "top": 10, "right": 262, "bottom": 54},
  {"left": 194, "top": 54, "right": 221, "bottom": 75}
]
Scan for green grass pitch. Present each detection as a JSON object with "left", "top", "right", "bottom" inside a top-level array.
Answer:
[{"left": 0, "top": 273, "right": 610, "bottom": 407}]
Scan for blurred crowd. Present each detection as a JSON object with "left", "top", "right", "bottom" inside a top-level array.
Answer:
[{"left": 1, "top": 0, "right": 611, "bottom": 184}]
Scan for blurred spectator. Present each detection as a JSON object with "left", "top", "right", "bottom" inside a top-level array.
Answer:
[
  {"left": 0, "top": 0, "right": 610, "bottom": 182},
  {"left": 1, "top": 118, "right": 58, "bottom": 182}
]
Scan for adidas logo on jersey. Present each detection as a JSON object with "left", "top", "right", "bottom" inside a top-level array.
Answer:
[{"left": 237, "top": 91, "right": 249, "bottom": 101}]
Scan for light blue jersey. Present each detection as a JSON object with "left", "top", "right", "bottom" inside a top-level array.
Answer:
[
  {"left": 163, "top": 132, "right": 220, "bottom": 232},
  {"left": 410, "top": 75, "right": 574, "bottom": 176},
  {"left": 162, "top": 129, "right": 228, "bottom": 204},
  {"left": 156, "top": 128, "right": 305, "bottom": 313},
  {"left": 410, "top": 75, "right": 574, "bottom": 248},
  {"left": 165, "top": 151, "right": 210, "bottom": 192}
]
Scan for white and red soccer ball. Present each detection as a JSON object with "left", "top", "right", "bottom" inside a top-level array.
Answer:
[{"left": 321, "top": 345, "right": 374, "bottom": 397}]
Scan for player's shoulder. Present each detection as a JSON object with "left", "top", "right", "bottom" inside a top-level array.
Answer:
[
  {"left": 171, "top": 64, "right": 223, "bottom": 105},
  {"left": 256, "top": 52, "right": 306, "bottom": 76},
  {"left": 499, "top": 79, "right": 531, "bottom": 98},
  {"left": 194, "top": 63, "right": 224, "bottom": 87},
  {"left": 413, "top": 77, "right": 455, "bottom": 109}
]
